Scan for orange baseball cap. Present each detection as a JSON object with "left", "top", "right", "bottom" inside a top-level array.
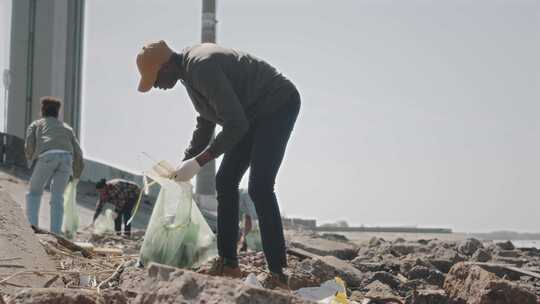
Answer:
[{"left": 136, "top": 40, "right": 174, "bottom": 92}]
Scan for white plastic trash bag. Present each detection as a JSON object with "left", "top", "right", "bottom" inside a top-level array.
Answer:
[
  {"left": 62, "top": 180, "right": 79, "bottom": 239},
  {"left": 295, "top": 277, "right": 350, "bottom": 303},
  {"left": 244, "top": 273, "right": 263, "bottom": 288},
  {"left": 139, "top": 161, "right": 217, "bottom": 268},
  {"left": 94, "top": 209, "right": 115, "bottom": 235},
  {"left": 295, "top": 279, "right": 342, "bottom": 302},
  {"left": 245, "top": 226, "right": 263, "bottom": 251}
]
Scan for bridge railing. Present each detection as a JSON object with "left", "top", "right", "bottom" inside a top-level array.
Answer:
[{"left": 0, "top": 133, "right": 28, "bottom": 169}]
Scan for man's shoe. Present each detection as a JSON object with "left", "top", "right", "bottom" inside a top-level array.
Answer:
[
  {"left": 207, "top": 257, "right": 242, "bottom": 278},
  {"left": 269, "top": 271, "right": 290, "bottom": 290}
]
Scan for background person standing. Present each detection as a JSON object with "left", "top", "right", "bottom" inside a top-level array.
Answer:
[{"left": 24, "top": 97, "right": 84, "bottom": 234}]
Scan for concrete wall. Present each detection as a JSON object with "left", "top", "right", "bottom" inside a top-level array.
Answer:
[
  {"left": 6, "top": 0, "right": 31, "bottom": 138},
  {"left": 81, "top": 157, "right": 142, "bottom": 185},
  {"left": 7, "top": 0, "right": 84, "bottom": 139},
  {"left": 32, "top": 0, "right": 68, "bottom": 120},
  {"left": 283, "top": 217, "right": 317, "bottom": 229},
  {"left": 80, "top": 157, "right": 160, "bottom": 199},
  {"left": 0, "top": 133, "right": 27, "bottom": 168}
]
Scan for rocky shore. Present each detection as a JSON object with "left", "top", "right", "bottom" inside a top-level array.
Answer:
[
  {"left": 2, "top": 228, "right": 540, "bottom": 304},
  {"left": 280, "top": 232, "right": 540, "bottom": 303}
]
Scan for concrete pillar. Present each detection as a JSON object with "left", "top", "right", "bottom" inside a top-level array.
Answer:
[
  {"left": 7, "top": 0, "right": 33, "bottom": 138},
  {"left": 196, "top": 0, "right": 218, "bottom": 196},
  {"left": 7, "top": 0, "right": 84, "bottom": 139}
]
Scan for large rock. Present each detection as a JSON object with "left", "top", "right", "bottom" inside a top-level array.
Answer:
[
  {"left": 368, "top": 272, "right": 401, "bottom": 290},
  {"left": 388, "top": 243, "right": 426, "bottom": 257},
  {"left": 471, "top": 248, "right": 492, "bottom": 263},
  {"left": 290, "top": 235, "right": 357, "bottom": 260},
  {"left": 364, "top": 280, "right": 400, "bottom": 301},
  {"left": 297, "top": 256, "right": 365, "bottom": 287},
  {"left": 134, "top": 263, "right": 313, "bottom": 304},
  {"left": 320, "top": 233, "right": 349, "bottom": 242},
  {"left": 427, "top": 248, "right": 466, "bottom": 273},
  {"left": 457, "top": 238, "right": 483, "bottom": 256},
  {"left": 408, "top": 266, "right": 445, "bottom": 288},
  {"left": 5, "top": 288, "right": 127, "bottom": 304},
  {"left": 393, "top": 237, "right": 406, "bottom": 243},
  {"left": 443, "top": 262, "right": 537, "bottom": 304},
  {"left": 493, "top": 257, "right": 528, "bottom": 267},
  {"left": 405, "top": 289, "right": 448, "bottom": 304},
  {"left": 471, "top": 262, "right": 540, "bottom": 281},
  {"left": 398, "top": 257, "right": 434, "bottom": 276},
  {"left": 119, "top": 266, "right": 148, "bottom": 297},
  {"left": 519, "top": 247, "right": 540, "bottom": 257},
  {"left": 428, "top": 240, "right": 457, "bottom": 250},
  {"left": 351, "top": 260, "right": 386, "bottom": 272},
  {"left": 494, "top": 250, "right": 521, "bottom": 258},
  {"left": 400, "top": 279, "right": 441, "bottom": 294},
  {"left": 496, "top": 241, "right": 515, "bottom": 251},
  {"left": 368, "top": 237, "right": 385, "bottom": 248}
]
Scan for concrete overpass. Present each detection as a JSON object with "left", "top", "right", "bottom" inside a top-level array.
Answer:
[
  {"left": 4, "top": 0, "right": 217, "bottom": 199},
  {"left": 7, "top": 0, "right": 84, "bottom": 139}
]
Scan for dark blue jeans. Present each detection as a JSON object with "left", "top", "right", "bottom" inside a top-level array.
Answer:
[{"left": 216, "top": 89, "right": 300, "bottom": 273}]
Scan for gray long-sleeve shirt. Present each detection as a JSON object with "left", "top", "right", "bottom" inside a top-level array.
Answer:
[
  {"left": 24, "top": 117, "right": 84, "bottom": 178},
  {"left": 178, "top": 43, "right": 297, "bottom": 160}
]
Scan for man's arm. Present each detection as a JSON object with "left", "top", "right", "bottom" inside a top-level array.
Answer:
[
  {"left": 183, "top": 116, "right": 215, "bottom": 161},
  {"left": 191, "top": 63, "right": 249, "bottom": 164},
  {"left": 92, "top": 195, "right": 106, "bottom": 223},
  {"left": 24, "top": 122, "right": 37, "bottom": 160}
]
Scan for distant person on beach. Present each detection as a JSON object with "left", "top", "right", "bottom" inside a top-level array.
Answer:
[
  {"left": 92, "top": 178, "right": 141, "bottom": 237},
  {"left": 24, "top": 96, "right": 84, "bottom": 234}
]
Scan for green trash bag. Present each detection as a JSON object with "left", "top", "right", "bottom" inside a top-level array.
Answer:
[
  {"left": 94, "top": 209, "right": 115, "bottom": 235},
  {"left": 139, "top": 163, "right": 217, "bottom": 268},
  {"left": 245, "top": 225, "right": 263, "bottom": 251},
  {"left": 62, "top": 180, "right": 79, "bottom": 239}
]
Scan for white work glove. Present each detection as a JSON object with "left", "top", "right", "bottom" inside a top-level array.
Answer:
[{"left": 169, "top": 159, "right": 201, "bottom": 182}]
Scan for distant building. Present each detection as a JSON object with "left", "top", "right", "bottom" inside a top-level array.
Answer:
[{"left": 282, "top": 217, "right": 317, "bottom": 229}]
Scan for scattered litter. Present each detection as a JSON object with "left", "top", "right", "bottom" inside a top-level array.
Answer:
[
  {"left": 295, "top": 277, "right": 344, "bottom": 302},
  {"left": 244, "top": 273, "right": 263, "bottom": 288},
  {"left": 93, "top": 247, "right": 123, "bottom": 256},
  {"left": 32, "top": 228, "right": 138, "bottom": 291},
  {"left": 94, "top": 209, "right": 115, "bottom": 235}
]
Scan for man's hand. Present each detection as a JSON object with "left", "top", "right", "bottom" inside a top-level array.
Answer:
[{"left": 170, "top": 159, "right": 201, "bottom": 182}]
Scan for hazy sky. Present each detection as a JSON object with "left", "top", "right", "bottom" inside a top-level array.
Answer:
[{"left": 4, "top": 0, "right": 538, "bottom": 232}]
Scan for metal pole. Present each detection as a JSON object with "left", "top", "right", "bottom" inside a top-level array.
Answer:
[
  {"left": 2, "top": 69, "right": 9, "bottom": 133},
  {"left": 24, "top": 0, "right": 36, "bottom": 129},
  {"left": 201, "top": 0, "right": 217, "bottom": 43},
  {"left": 196, "top": 0, "right": 217, "bottom": 196},
  {"left": 64, "top": 0, "right": 85, "bottom": 138}
]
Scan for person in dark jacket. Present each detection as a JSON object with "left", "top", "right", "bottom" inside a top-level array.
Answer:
[
  {"left": 136, "top": 41, "right": 300, "bottom": 288},
  {"left": 93, "top": 178, "right": 141, "bottom": 237}
]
